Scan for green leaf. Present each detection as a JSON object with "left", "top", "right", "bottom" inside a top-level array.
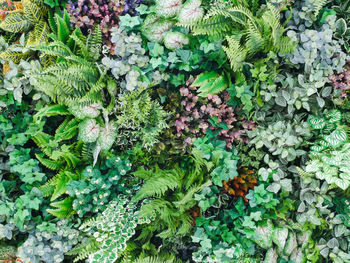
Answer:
[
  {"left": 336, "top": 18, "right": 347, "bottom": 36},
  {"left": 308, "top": 115, "right": 326, "bottom": 129},
  {"left": 119, "top": 14, "right": 141, "bottom": 30},
  {"left": 272, "top": 227, "right": 288, "bottom": 249},
  {"left": 197, "top": 74, "right": 228, "bottom": 97},
  {"left": 0, "top": 13, "right": 33, "bottom": 33},
  {"left": 326, "top": 110, "right": 342, "bottom": 123},
  {"left": 191, "top": 71, "right": 219, "bottom": 88}
]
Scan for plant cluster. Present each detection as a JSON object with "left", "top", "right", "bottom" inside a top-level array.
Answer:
[
  {"left": 1, "top": 0, "right": 350, "bottom": 262},
  {"left": 65, "top": 0, "right": 125, "bottom": 49},
  {"left": 175, "top": 76, "right": 254, "bottom": 148}
]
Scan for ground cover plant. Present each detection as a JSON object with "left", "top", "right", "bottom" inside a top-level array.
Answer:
[{"left": 0, "top": 0, "right": 350, "bottom": 262}]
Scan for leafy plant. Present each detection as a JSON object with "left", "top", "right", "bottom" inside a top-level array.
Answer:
[
  {"left": 0, "top": 0, "right": 50, "bottom": 63},
  {"left": 179, "top": 0, "right": 296, "bottom": 70},
  {"left": 27, "top": 24, "right": 116, "bottom": 110},
  {"left": 133, "top": 162, "right": 210, "bottom": 240},
  {"left": 192, "top": 136, "right": 239, "bottom": 186},
  {"left": 68, "top": 197, "right": 153, "bottom": 263}
]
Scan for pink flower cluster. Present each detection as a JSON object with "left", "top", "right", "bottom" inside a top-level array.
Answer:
[
  {"left": 329, "top": 63, "right": 350, "bottom": 98},
  {"left": 174, "top": 77, "right": 255, "bottom": 148}
]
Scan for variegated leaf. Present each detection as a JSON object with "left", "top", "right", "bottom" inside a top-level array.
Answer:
[
  {"left": 155, "top": 0, "right": 182, "bottom": 18},
  {"left": 79, "top": 119, "right": 100, "bottom": 143},
  {"left": 164, "top": 31, "right": 189, "bottom": 50},
  {"left": 0, "top": 12, "right": 32, "bottom": 33},
  {"left": 178, "top": 0, "right": 204, "bottom": 23},
  {"left": 98, "top": 121, "right": 118, "bottom": 151},
  {"left": 308, "top": 115, "right": 326, "bottom": 129},
  {"left": 253, "top": 221, "right": 273, "bottom": 249},
  {"left": 272, "top": 227, "right": 288, "bottom": 249},
  {"left": 263, "top": 248, "right": 278, "bottom": 263},
  {"left": 22, "top": 0, "right": 45, "bottom": 23},
  {"left": 326, "top": 109, "right": 342, "bottom": 123}
]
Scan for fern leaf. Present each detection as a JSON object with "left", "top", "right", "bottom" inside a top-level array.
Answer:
[
  {"left": 33, "top": 104, "right": 70, "bottom": 122},
  {"left": 35, "top": 153, "right": 64, "bottom": 170},
  {"left": 50, "top": 172, "right": 69, "bottom": 201},
  {"left": 55, "top": 11, "right": 71, "bottom": 43},
  {"left": 314, "top": 0, "right": 327, "bottom": 16},
  {"left": 55, "top": 117, "right": 79, "bottom": 142},
  {"left": 223, "top": 35, "right": 247, "bottom": 70},
  {"left": 47, "top": 197, "right": 74, "bottom": 218},
  {"left": 66, "top": 237, "right": 99, "bottom": 262},
  {"left": 134, "top": 168, "right": 183, "bottom": 201}
]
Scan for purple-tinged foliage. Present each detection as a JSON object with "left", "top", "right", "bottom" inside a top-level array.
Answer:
[
  {"left": 174, "top": 77, "right": 255, "bottom": 148},
  {"left": 123, "top": 0, "right": 144, "bottom": 16},
  {"left": 66, "top": 0, "right": 125, "bottom": 49},
  {"left": 330, "top": 63, "right": 350, "bottom": 98}
]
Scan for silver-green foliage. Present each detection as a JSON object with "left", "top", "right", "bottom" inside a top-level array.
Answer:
[
  {"left": 260, "top": 72, "right": 328, "bottom": 115},
  {"left": 286, "top": 15, "right": 348, "bottom": 82},
  {"left": 102, "top": 28, "right": 168, "bottom": 92},
  {"left": 17, "top": 220, "right": 80, "bottom": 263},
  {"left": 247, "top": 118, "right": 311, "bottom": 163},
  {"left": 285, "top": 0, "right": 328, "bottom": 27},
  {"left": 295, "top": 178, "right": 350, "bottom": 261}
]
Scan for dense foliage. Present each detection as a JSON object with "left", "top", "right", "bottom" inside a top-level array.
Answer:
[{"left": 0, "top": 0, "right": 350, "bottom": 262}]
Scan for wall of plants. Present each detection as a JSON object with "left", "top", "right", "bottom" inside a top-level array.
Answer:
[{"left": 0, "top": 0, "right": 349, "bottom": 262}]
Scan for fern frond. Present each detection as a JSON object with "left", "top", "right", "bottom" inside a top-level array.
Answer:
[
  {"left": 40, "top": 172, "right": 61, "bottom": 195},
  {"left": 314, "top": 0, "right": 327, "bottom": 16},
  {"left": 139, "top": 199, "right": 171, "bottom": 218},
  {"left": 66, "top": 237, "right": 99, "bottom": 262},
  {"left": 134, "top": 167, "right": 183, "bottom": 201},
  {"left": 178, "top": 15, "right": 230, "bottom": 36},
  {"left": 33, "top": 132, "right": 54, "bottom": 157},
  {"left": 133, "top": 254, "right": 182, "bottom": 263},
  {"left": 33, "top": 104, "right": 70, "bottom": 122},
  {"left": 176, "top": 213, "right": 193, "bottom": 236},
  {"left": 35, "top": 153, "right": 64, "bottom": 170},
  {"left": 47, "top": 197, "right": 74, "bottom": 218},
  {"left": 174, "top": 181, "right": 211, "bottom": 210},
  {"left": 223, "top": 35, "right": 247, "bottom": 70},
  {"left": 55, "top": 117, "right": 79, "bottom": 142}
]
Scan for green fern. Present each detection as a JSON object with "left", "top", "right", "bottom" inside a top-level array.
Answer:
[
  {"left": 134, "top": 166, "right": 183, "bottom": 201},
  {"left": 178, "top": 1, "right": 296, "bottom": 70},
  {"left": 26, "top": 25, "right": 112, "bottom": 109},
  {"left": 314, "top": 0, "right": 327, "bottom": 16},
  {"left": 46, "top": 197, "right": 75, "bottom": 218},
  {"left": 66, "top": 237, "right": 99, "bottom": 262},
  {"left": 132, "top": 254, "right": 182, "bottom": 263},
  {"left": 133, "top": 156, "right": 211, "bottom": 240}
]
